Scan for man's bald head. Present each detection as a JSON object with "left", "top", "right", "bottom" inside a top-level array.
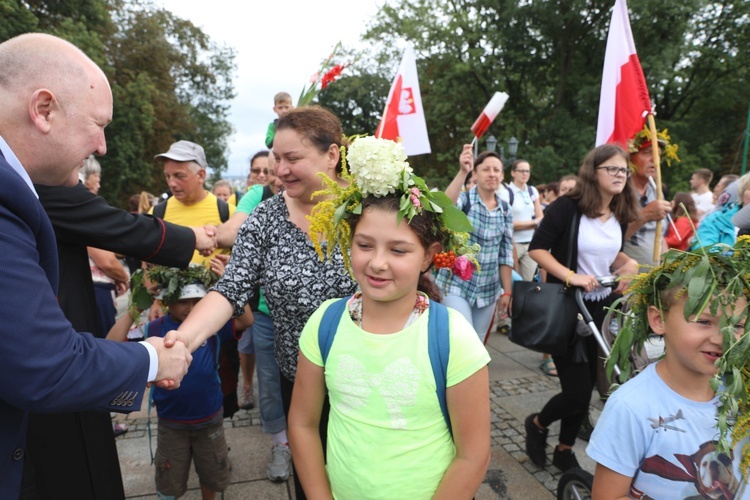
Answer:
[{"left": 0, "top": 33, "right": 112, "bottom": 186}]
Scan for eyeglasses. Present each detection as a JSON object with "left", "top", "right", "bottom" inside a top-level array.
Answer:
[
  {"left": 596, "top": 166, "right": 631, "bottom": 178},
  {"left": 251, "top": 168, "right": 269, "bottom": 176},
  {"left": 514, "top": 169, "right": 530, "bottom": 174}
]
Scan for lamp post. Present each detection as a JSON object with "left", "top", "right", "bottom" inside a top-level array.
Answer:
[
  {"left": 486, "top": 135, "right": 497, "bottom": 153},
  {"left": 508, "top": 136, "right": 519, "bottom": 164}
]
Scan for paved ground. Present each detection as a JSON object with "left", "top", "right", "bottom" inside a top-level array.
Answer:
[{"left": 115, "top": 328, "right": 603, "bottom": 499}]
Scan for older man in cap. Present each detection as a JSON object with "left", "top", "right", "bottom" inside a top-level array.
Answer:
[{"left": 0, "top": 33, "right": 192, "bottom": 497}]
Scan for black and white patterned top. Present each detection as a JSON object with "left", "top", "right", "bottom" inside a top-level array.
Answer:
[{"left": 213, "top": 194, "right": 356, "bottom": 381}]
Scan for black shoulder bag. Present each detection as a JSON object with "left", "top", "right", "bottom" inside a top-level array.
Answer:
[{"left": 508, "top": 212, "right": 580, "bottom": 356}]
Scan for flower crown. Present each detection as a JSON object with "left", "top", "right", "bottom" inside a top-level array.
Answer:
[
  {"left": 628, "top": 125, "right": 680, "bottom": 167},
  {"left": 307, "top": 136, "right": 480, "bottom": 279},
  {"left": 130, "top": 265, "right": 218, "bottom": 310},
  {"left": 607, "top": 236, "right": 750, "bottom": 470}
]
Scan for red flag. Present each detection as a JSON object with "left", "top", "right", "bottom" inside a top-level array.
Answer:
[
  {"left": 375, "top": 46, "right": 430, "bottom": 156},
  {"left": 595, "top": 0, "right": 652, "bottom": 147},
  {"left": 471, "top": 92, "right": 509, "bottom": 139}
]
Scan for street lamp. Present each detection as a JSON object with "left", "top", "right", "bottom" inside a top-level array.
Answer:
[
  {"left": 508, "top": 137, "right": 519, "bottom": 163},
  {"left": 486, "top": 135, "right": 497, "bottom": 153}
]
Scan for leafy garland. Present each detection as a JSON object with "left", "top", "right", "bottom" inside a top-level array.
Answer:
[
  {"left": 307, "top": 136, "right": 479, "bottom": 279},
  {"left": 130, "top": 265, "right": 218, "bottom": 313},
  {"left": 628, "top": 125, "right": 680, "bottom": 167},
  {"left": 607, "top": 236, "right": 750, "bottom": 471}
]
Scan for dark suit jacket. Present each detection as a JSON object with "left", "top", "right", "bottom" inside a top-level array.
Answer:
[
  {"left": 0, "top": 155, "right": 150, "bottom": 498},
  {"left": 20, "top": 183, "right": 197, "bottom": 499}
]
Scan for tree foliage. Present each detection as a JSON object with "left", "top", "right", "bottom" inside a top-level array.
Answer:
[
  {"left": 0, "top": 0, "right": 236, "bottom": 206},
  {"left": 332, "top": 0, "right": 749, "bottom": 191}
]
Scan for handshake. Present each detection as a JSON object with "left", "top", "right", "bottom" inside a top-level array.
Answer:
[
  {"left": 193, "top": 225, "right": 219, "bottom": 256},
  {"left": 145, "top": 336, "right": 192, "bottom": 389}
]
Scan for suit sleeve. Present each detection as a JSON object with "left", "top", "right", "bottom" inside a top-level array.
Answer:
[
  {"left": 0, "top": 198, "right": 149, "bottom": 413},
  {"left": 36, "top": 183, "right": 195, "bottom": 268}
]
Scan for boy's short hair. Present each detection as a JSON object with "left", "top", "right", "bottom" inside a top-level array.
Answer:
[
  {"left": 212, "top": 179, "right": 232, "bottom": 192},
  {"left": 692, "top": 168, "right": 713, "bottom": 185},
  {"left": 274, "top": 91, "right": 292, "bottom": 105}
]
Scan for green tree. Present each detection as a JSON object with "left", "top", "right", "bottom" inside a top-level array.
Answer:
[{"left": 0, "top": 0, "right": 236, "bottom": 206}]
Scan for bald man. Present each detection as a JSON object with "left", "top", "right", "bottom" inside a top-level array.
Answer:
[{"left": 0, "top": 33, "right": 192, "bottom": 496}]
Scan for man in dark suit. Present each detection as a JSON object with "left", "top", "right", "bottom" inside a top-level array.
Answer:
[{"left": 0, "top": 33, "right": 192, "bottom": 497}]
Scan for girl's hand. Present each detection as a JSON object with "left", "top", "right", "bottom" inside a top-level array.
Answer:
[
  {"left": 210, "top": 254, "right": 230, "bottom": 277},
  {"left": 568, "top": 273, "right": 599, "bottom": 293},
  {"left": 459, "top": 144, "right": 474, "bottom": 174},
  {"left": 613, "top": 258, "right": 638, "bottom": 294},
  {"left": 498, "top": 295, "right": 511, "bottom": 320}
]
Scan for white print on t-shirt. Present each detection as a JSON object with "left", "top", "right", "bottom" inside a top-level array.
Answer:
[
  {"left": 632, "top": 440, "right": 740, "bottom": 500},
  {"left": 333, "top": 355, "right": 419, "bottom": 429},
  {"left": 647, "top": 409, "right": 686, "bottom": 433}
]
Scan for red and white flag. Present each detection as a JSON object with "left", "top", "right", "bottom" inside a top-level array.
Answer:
[
  {"left": 595, "top": 0, "right": 652, "bottom": 147},
  {"left": 471, "top": 92, "right": 509, "bottom": 139},
  {"left": 375, "top": 46, "right": 431, "bottom": 156}
]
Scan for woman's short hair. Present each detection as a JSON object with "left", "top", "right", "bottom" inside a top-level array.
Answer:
[
  {"left": 78, "top": 155, "right": 101, "bottom": 182},
  {"left": 276, "top": 106, "right": 346, "bottom": 172}
]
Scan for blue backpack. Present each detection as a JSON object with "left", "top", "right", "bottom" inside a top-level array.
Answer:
[{"left": 317, "top": 297, "right": 453, "bottom": 436}]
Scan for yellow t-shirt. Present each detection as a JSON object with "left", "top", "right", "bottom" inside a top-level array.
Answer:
[{"left": 150, "top": 192, "right": 235, "bottom": 266}]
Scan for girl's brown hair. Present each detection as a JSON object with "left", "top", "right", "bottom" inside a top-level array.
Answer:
[
  {"left": 347, "top": 194, "right": 444, "bottom": 302},
  {"left": 671, "top": 192, "right": 698, "bottom": 220},
  {"left": 276, "top": 105, "right": 346, "bottom": 173},
  {"left": 568, "top": 144, "right": 639, "bottom": 223}
]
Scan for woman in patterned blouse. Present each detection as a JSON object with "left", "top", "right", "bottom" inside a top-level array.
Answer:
[{"left": 165, "top": 106, "right": 357, "bottom": 498}]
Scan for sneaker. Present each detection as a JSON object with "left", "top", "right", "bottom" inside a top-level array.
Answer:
[
  {"left": 524, "top": 413, "right": 548, "bottom": 466},
  {"left": 552, "top": 447, "right": 580, "bottom": 472},
  {"left": 239, "top": 385, "right": 255, "bottom": 410},
  {"left": 267, "top": 444, "right": 292, "bottom": 482}
]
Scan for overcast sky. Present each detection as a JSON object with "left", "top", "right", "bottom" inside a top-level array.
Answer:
[{"left": 157, "top": 0, "right": 383, "bottom": 177}]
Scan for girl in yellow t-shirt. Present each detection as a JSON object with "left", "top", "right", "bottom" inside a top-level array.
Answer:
[{"left": 289, "top": 137, "right": 491, "bottom": 499}]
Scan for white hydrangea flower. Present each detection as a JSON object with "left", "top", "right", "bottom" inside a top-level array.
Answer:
[{"left": 347, "top": 137, "right": 412, "bottom": 197}]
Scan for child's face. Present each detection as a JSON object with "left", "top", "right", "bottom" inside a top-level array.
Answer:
[
  {"left": 648, "top": 296, "right": 747, "bottom": 381},
  {"left": 168, "top": 298, "right": 201, "bottom": 322},
  {"left": 273, "top": 100, "right": 293, "bottom": 118},
  {"left": 213, "top": 185, "right": 231, "bottom": 201},
  {"left": 351, "top": 208, "right": 439, "bottom": 309}
]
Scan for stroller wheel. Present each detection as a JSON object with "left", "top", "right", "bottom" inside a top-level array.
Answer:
[{"left": 556, "top": 467, "right": 593, "bottom": 500}]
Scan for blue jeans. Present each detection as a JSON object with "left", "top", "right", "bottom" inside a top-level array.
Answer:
[
  {"left": 442, "top": 295, "right": 495, "bottom": 342},
  {"left": 248, "top": 312, "right": 286, "bottom": 434}
]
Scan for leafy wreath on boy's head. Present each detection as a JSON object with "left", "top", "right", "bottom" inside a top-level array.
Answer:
[
  {"left": 608, "top": 235, "right": 750, "bottom": 470},
  {"left": 307, "top": 135, "right": 480, "bottom": 279},
  {"left": 129, "top": 265, "right": 218, "bottom": 313}
]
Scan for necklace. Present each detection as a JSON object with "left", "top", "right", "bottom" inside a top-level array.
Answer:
[{"left": 350, "top": 292, "right": 429, "bottom": 330}]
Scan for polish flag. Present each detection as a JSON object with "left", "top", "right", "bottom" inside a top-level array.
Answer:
[
  {"left": 595, "top": 0, "right": 652, "bottom": 147},
  {"left": 375, "top": 46, "right": 431, "bottom": 156},
  {"left": 471, "top": 92, "right": 509, "bottom": 139}
]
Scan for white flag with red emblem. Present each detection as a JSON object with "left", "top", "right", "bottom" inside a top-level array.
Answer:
[
  {"left": 595, "top": 0, "right": 652, "bottom": 147},
  {"left": 375, "top": 46, "right": 431, "bottom": 156}
]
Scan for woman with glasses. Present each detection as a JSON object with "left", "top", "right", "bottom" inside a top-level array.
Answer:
[
  {"left": 523, "top": 144, "right": 639, "bottom": 473},
  {"left": 508, "top": 160, "right": 544, "bottom": 282}
]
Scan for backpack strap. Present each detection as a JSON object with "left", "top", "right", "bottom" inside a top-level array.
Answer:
[
  {"left": 427, "top": 301, "right": 452, "bottom": 436},
  {"left": 318, "top": 298, "right": 349, "bottom": 364},
  {"left": 504, "top": 183, "right": 515, "bottom": 206},
  {"left": 527, "top": 185, "right": 534, "bottom": 198},
  {"left": 261, "top": 185, "right": 274, "bottom": 202},
  {"left": 145, "top": 318, "right": 164, "bottom": 464},
  {"left": 152, "top": 199, "right": 167, "bottom": 219},
  {"left": 216, "top": 197, "right": 230, "bottom": 223},
  {"left": 460, "top": 190, "right": 472, "bottom": 216}
]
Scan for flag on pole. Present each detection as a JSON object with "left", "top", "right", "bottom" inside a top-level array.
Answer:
[
  {"left": 471, "top": 92, "right": 509, "bottom": 139},
  {"left": 375, "top": 46, "right": 431, "bottom": 156},
  {"left": 595, "top": 0, "right": 652, "bottom": 147}
]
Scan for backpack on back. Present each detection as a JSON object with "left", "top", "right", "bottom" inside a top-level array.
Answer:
[{"left": 317, "top": 297, "right": 453, "bottom": 436}]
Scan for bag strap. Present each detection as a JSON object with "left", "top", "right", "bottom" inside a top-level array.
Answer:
[
  {"left": 565, "top": 210, "right": 580, "bottom": 272},
  {"left": 216, "top": 197, "right": 230, "bottom": 223},
  {"left": 318, "top": 297, "right": 453, "bottom": 438},
  {"left": 460, "top": 190, "right": 472, "bottom": 216},
  {"left": 152, "top": 199, "right": 167, "bottom": 219}
]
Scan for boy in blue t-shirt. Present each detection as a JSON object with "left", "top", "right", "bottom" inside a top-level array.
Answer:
[
  {"left": 586, "top": 241, "right": 750, "bottom": 499},
  {"left": 109, "top": 265, "right": 252, "bottom": 499}
]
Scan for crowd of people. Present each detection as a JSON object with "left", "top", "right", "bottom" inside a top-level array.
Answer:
[{"left": 1, "top": 32, "right": 749, "bottom": 500}]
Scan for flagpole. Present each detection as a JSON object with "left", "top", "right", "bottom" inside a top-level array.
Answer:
[{"left": 648, "top": 113, "right": 663, "bottom": 263}]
